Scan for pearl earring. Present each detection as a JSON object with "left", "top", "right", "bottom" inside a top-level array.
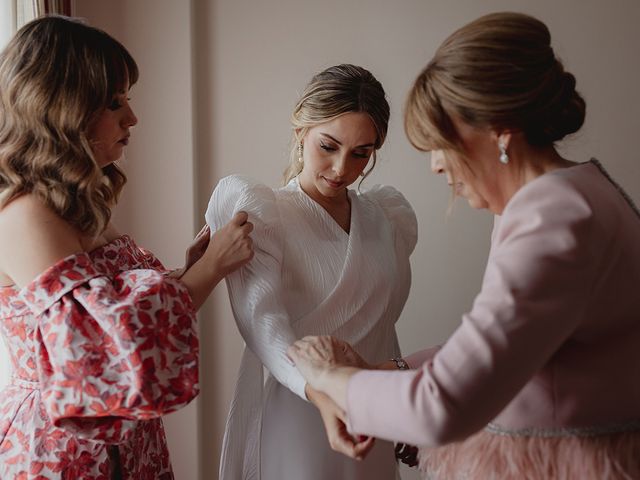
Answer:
[
  {"left": 499, "top": 141, "right": 509, "bottom": 164},
  {"left": 298, "top": 142, "right": 304, "bottom": 164}
]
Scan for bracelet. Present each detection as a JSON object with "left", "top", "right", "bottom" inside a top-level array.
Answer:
[{"left": 391, "top": 357, "right": 410, "bottom": 370}]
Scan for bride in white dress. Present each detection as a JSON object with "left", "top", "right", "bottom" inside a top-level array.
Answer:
[{"left": 207, "top": 64, "right": 417, "bottom": 480}]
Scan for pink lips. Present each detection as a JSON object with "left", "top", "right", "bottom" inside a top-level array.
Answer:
[
  {"left": 323, "top": 177, "right": 344, "bottom": 189},
  {"left": 118, "top": 135, "right": 130, "bottom": 146}
]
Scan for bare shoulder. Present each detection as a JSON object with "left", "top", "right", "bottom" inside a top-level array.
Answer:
[
  {"left": 0, "top": 194, "right": 84, "bottom": 288},
  {"left": 102, "top": 222, "right": 122, "bottom": 242}
]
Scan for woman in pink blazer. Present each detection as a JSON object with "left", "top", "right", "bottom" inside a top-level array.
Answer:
[{"left": 288, "top": 12, "right": 640, "bottom": 479}]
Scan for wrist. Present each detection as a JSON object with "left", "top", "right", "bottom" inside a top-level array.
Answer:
[
  {"left": 192, "top": 255, "right": 224, "bottom": 285},
  {"left": 322, "top": 366, "right": 359, "bottom": 412}
]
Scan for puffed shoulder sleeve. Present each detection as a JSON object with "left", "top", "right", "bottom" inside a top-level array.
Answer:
[
  {"left": 19, "top": 250, "right": 198, "bottom": 444},
  {"left": 205, "top": 175, "right": 307, "bottom": 400},
  {"left": 205, "top": 175, "right": 279, "bottom": 231},
  {"left": 366, "top": 185, "right": 418, "bottom": 257}
]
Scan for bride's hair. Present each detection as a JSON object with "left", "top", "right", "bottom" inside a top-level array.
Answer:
[{"left": 283, "top": 64, "right": 390, "bottom": 185}]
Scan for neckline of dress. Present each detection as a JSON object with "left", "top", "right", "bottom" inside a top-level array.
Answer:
[
  {"left": 87, "top": 233, "right": 133, "bottom": 254},
  {"left": 290, "top": 176, "right": 356, "bottom": 237}
]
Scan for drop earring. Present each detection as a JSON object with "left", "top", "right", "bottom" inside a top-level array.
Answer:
[
  {"left": 298, "top": 142, "right": 304, "bottom": 164},
  {"left": 499, "top": 141, "right": 509, "bottom": 164}
]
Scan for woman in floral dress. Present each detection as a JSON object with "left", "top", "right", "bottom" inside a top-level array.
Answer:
[{"left": 0, "top": 16, "right": 253, "bottom": 479}]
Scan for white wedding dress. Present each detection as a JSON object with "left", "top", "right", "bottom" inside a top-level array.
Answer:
[{"left": 206, "top": 175, "right": 417, "bottom": 480}]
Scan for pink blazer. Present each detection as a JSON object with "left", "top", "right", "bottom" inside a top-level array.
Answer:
[{"left": 346, "top": 160, "right": 640, "bottom": 446}]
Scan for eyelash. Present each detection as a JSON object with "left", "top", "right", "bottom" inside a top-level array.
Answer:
[
  {"left": 108, "top": 96, "right": 131, "bottom": 111},
  {"left": 320, "top": 142, "right": 336, "bottom": 152},
  {"left": 320, "top": 142, "right": 369, "bottom": 159}
]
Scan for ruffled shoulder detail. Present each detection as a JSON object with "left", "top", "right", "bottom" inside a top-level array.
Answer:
[
  {"left": 205, "top": 175, "right": 280, "bottom": 231},
  {"left": 363, "top": 184, "right": 418, "bottom": 255},
  {"left": 15, "top": 235, "right": 169, "bottom": 316},
  {"left": 19, "top": 252, "right": 101, "bottom": 316}
]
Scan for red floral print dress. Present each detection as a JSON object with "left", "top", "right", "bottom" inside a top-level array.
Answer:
[{"left": 0, "top": 235, "right": 198, "bottom": 479}]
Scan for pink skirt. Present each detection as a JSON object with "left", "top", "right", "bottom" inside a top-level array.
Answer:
[{"left": 418, "top": 423, "right": 640, "bottom": 480}]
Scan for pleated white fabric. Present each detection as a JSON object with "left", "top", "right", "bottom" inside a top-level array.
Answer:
[{"left": 206, "top": 175, "right": 417, "bottom": 480}]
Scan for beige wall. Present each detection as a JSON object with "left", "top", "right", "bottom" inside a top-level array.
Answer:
[
  {"left": 32, "top": 1, "right": 640, "bottom": 480},
  {"left": 75, "top": 1, "right": 199, "bottom": 480},
  {"left": 0, "top": 0, "right": 15, "bottom": 47},
  {"left": 0, "top": 0, "right": 12, "bottom": 391}
]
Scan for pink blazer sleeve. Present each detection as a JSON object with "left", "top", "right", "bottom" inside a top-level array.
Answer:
[
  {"left": 404, "top": 346, "right": 441, "bottom": 369},
  {"left": 346, "top": 174, "right": 600, "bottom": 446}
]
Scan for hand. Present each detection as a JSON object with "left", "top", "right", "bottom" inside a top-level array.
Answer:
[
  {"left": 170, "top": 225, "right": 211, "bottom": 278},
  {"left": 339, "top": 340, "right": 371, "bottom": 370},
  {"left": 185, "top": 224, "right": 211, "bottom": 271},
  {"left": 307, "top": 385, "right": 376, "bottom": 461},
  {"left": 287, "top": 336, "right": 363, "bottom": 392},
  {"left": 204, "top": 211, "right": 254, "bottom": 277},
  {"left": 178, "top": 212, "right": 253, "bottom": 310},
  {"left": 394, "top": 442, "right": 419, "bottom": 468}
]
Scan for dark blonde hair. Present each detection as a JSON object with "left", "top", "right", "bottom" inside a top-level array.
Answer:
[
  {"left": 0, "top": 16, "right": 138, "bottom": 236},
  {"left": 405, "top": 12, "right": 586, "bottom": 153},
  {"left": 283, "top": 64, "right": 390, "bottom": 185}
]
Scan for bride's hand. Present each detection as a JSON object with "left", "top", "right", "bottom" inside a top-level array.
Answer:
[{"left": 306, "top": 385, "right": 376, "bottom": 461}]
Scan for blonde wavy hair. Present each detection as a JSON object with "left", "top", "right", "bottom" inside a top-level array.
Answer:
[
  {"left": 404, "top": 12, "right": 586, "bottom": 155},
  {"left": 0, "top": 16, "right": 139, "bottom": 237},
  {"left": 283, "top": 64, "right": 390, "bottom": 185}
]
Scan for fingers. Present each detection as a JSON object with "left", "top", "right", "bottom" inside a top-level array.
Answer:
[
  {"left": 286, "top": 341, "right": 316, "bottom": 370},
  {"left": 228, "top": 211, "right": 253, "bottom": 238},
  {"left": 289, "top": 338, "right": 310, "bottom": 356},
  {"left": 193, "top": 226, "right": 211, "bottom": 246},
  {"left": 290, "top": 337, "right": 325, "bottom": 363},
  {"left": 241, "top": 221, "right": 254, "bottom": 235},
  {"left": 184, "top": 225, "right": 211, "bottom": 270},
  {"left": 296, "top": 335, "right": 330, "bottom": 351},
  {"left": 196, "top": 224, "right": 210, "bottom": 238},
  {"left": 294, "top": 335, "right": 358, "bottom": 367},
  {"left": 232, "top": 210, "right": 249, "bottom": 225},
  {"left": 286, "top": 344, "right": 299, "bottom": 365},
  {"left": 353, "top": 436, "right": 376, "bottom": 459},
  {"left": 327, "top": 419, "right": 361, "bottom": 459},
  {"left": 330, "top": 432, "right": 360, "bottom": 459},
  {"left": 330, "top": 428, "right": 374, "bottom": 461}
]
